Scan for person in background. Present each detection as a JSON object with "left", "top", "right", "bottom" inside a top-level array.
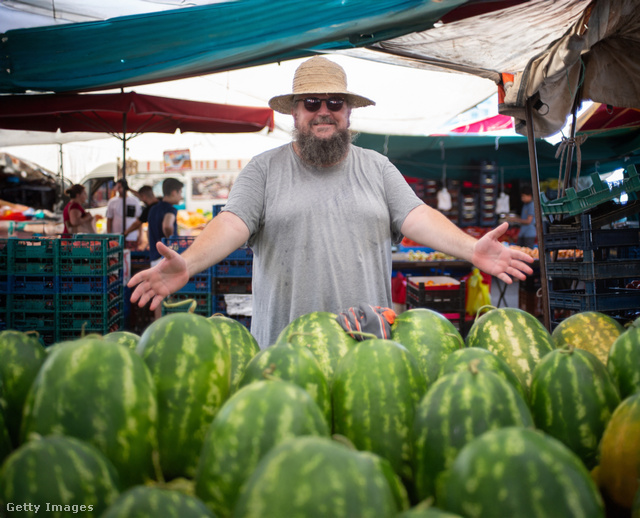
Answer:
[
  {"left": 106, "top": 179, "right": 142, "bottom": 249},
  {"left": 62, "top": 184, "right": 98, "bottom": 235},
  {"left": 124, "top": 185, "right": 160, "bottom": 250},
  {"left": 129, "top": 56, "right": 534, "bottom": 348},
  {"left": 146, "top": 178, "right": 183, "bottom": 319},
  {"left": 509, "top": 184, "right": 537, "bottom": 249}
]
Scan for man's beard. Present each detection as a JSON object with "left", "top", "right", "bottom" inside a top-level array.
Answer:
[{"left": 294, "top": 118, "right": 354, "bottom": 167}]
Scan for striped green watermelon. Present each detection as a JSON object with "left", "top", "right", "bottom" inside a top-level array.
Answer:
[
  {"left": 103, "top": 331, "right": 140, "bottom": 349},
  {"left": 20, "top": 337, "right": 158, "bottom": 488},
  {"left": 208, "top": 314, "right": 260, "bottom": 392},
  {"left": 530, "top": 346, "right": 620, "bottom": 469},
  {"left": 274, "top": 311, "right": 357, "bottom": 383},
  {"left": 633, "top": 487, "right": 640, "bottom": 518},
  {"left": 413, "top": 365, "right": 533, "bottom": 501},
  {"left": 233, "top": 435, "right": 406, "bottom": 518},
  {"left": 136, "top": 312, "right": 231, "bottom": 480},
  {"left": 551, "top": 311, "right": 624, "bottom": 365},
  {"left": 0, "top": 435, "right": 120, "bottom": 516},
  {"left": 593, "top": 393, "right": 640, "bottom": 509},
  {"left": 195, "top": 380, "right": 329, "bottom": 517},
  {"left": 0, "top": 330, "right": 46, "bottom": 446},
  {"left": 101, "top": 486, "right": 214, "bottom": 518},
  {"left": 0, "top": 405, "right": 12, "bottom": 466},
  {"left": 465, "top": 307, "right": 553, "bottom": 393},
  {"left": 437, "top": 347, "right": 527, "bottom": 401},
  {"left": 607, "top": 325, "right": 640, "bottom": 399},
  {"left": 332, "top": 338, "right": 427, "bottom": 484},
  {"left": 238, "top": 342, "right": 331, "bottom": 427},
  {"left": 391, "top": 308, "right": 463, "bottom": 386},
  {"left": 398, "top": 502, "right": 463, "bottom": 517},
  {"left": 437, "top": 427, "right": 605, "bottom": 518}
]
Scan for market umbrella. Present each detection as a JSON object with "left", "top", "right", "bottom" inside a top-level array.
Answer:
[{"left": 0, "top": 91, "right": 275, "bottom": 233}]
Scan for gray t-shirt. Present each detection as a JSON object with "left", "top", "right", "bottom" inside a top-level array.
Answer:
[{"left": 223, "top": 143, "right": 423, "bottom": 348}]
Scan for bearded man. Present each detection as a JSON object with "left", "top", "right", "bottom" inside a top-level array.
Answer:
[{"left": 129, "top": 56, "right": 533, "bottom": 348}]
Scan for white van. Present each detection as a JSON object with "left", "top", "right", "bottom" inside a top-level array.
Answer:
[{"left": 80, "top": 158, "right": 249, "bottom": 217}]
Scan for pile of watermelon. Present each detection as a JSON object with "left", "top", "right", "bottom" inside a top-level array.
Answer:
[{"left": 1, "top": 305, "right": 639, "bottom": 518}]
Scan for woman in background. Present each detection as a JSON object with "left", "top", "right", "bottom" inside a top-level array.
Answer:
[{"left": 63, "top": 184, "right": 96, "bottom": 235}]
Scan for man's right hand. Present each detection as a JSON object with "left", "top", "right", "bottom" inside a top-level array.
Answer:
[{"left": 128, "top": 241, "right": 190, "bottom": 311}]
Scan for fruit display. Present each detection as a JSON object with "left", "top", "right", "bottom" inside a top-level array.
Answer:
[{"left": 0, "top": 305, "right": 638, "bottom": 517}]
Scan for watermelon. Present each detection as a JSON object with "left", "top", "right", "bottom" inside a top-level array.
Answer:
[
  {"left": 437, "top": 427, "right": 605, "bottom": 518},
  {"left": 607, "top": 325, "right": 640, "bottom": 399},
  {"left": 551, "top": 311, "right": 624, "bottom": 365},
  {"left": 398, "top": 503, "right": 463, "bottom": 517},
  {"left": 103, "top": 331, "right": 140, "bottom": 349},
  {"left": 101, "top": 486, "right": 214, "bottom": 518},
  {"left": 238, "top": 342, "right": 331, "bottom": 426},
  {"left": 0, "top": 435, "right": 120, "bottom": 516},
  {"left": 413, "top": 365, "right": 533, "bottom": 501},
  {"left": 208, "top": 314, "right": 260, "bottom": 392},
  {"left": 465, "top": 307, "right": 553, "bottom": 393},
  {"left": 233, "top": 435, "right": 406, "bottom": 518},
  {"left": 0, "top": 405, "right": 12, "bottom": 466},
  {"left": 332, "top": 338, "right": 427, "bottom": 484},
  {"left": 195, "top": 380, "right": 329, "bottom": 517},
  {"left": 0, "top": 330, "right": 46, "bottom": 446},
  {"left": 530, "top": 346, "right": 620, "bottom": 469},
  {"left": 593, "top": 393, "right": 640, "bottom": 509},
  {"left": 20, "top": 338, "right": 158, "bottom": 488},
  {"left": 136, "top": 312, "right": 231, "bottom": 480},
  {"left": 633, "top": 487, "right": 640, "bottom": 518},
  {"left": 274, "top": 311, "right": 357, "bottom": 383},
  {"left": 391, "top": 308, "right": 463, "bottom": 386},
  {"left": 437, "top": 347, "right": 527, "bottom": 401}
]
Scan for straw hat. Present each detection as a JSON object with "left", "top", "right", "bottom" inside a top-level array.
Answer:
[{"left": 268, "top": 56, "right": 376, "bottom": 114}]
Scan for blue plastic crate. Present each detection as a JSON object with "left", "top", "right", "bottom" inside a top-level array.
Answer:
[
  {"left": 226, "top": 247, "right": 253, "bottom": 261},
  {"left": 215, "top": 259, "right": 252, "bottom": 278},
  {"left": 212, "top": 204, "right": 226, "bottom": 217},
  {"left": 0, "top": 274, "right": 8, "bottom": 293},
  {"left": 58, "top": 269, "right": 122, "bottom": 294},
  {"left": 162, "top": 236, "right": 197, "bottom": 254},
  {"left": 10, "top": 275, "right": 58, "bottom": 294},
  {"left": 177, "top": 270, "right": 212, "bottom": 293}
]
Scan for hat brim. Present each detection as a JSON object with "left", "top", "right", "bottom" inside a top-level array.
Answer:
[{"left": 269, "top": 92, "right": 375, "bottom": 114}]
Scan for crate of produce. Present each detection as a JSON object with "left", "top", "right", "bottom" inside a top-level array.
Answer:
[
  {"left": 59, "top": 289, "right": 123, "bottom": 312},
  {"left": 162, "top": 293, "right": 212, "bottom": 317},
  {"left": 546, "top": 258, "right": 640, "bottom": 280},
  {"left": 226, "top": 247, "right": 254, "bottom": 261},
  {"left": 0, "top": 238, "right": 11, "bottom": 274},
  {"left": 9, "top": 256, "right": 57, "bottom": 275},
  {"left": 0, "top": 274, "right": 8, "bottom": 293},
  {"left": 162, "top": 236, "right": 196, "bottom": 254},
  {"left": 58, "top": 269, "right": 122, "bottom": 294},
  {"left": 548, "top": 287, "right": 640, "bottom": 312},
  {"left": 177, "top": 269, "right": 212, "bottom": 293},
  {"left": 8, "top": 293, "right": 57, "bottom": 311},
  {"left": 215, "top": 277, "right": 252, "bottom": 294},
  {"left": 406, "top": 276, "right": 464, "bottom": 312},
  {"left": 215, "top": 259, "right": 252, "bottom": 278},
  {"left": 10, "top": 236, "right": 58, "bottom": 260},
  {"left": 10, "top": 310, "right": 57, "bottom": 331},
  {"left": 9, "top": 275, "right": 57, "bottom": 294},
  {"left": 58, "top": 305, "right": 123, "bottom": 334},
  {"left": 541, "top": 165, "right": 640, "bottom": 217},
  {"left": 58, "top": 234, "right": 123, "bottom": 259},
  {"left": 58, "top": 253, "right": 123, "bottom": 276},
  {"left": 544, "top": 227, "right": 639, "bottom": 250}
]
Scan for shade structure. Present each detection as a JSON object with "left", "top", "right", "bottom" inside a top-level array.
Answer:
[{"left": 0, "top": 91, "right": 275, "bottom": 233}]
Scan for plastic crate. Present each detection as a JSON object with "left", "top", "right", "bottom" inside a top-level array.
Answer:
[
  {"left": 541, "top": 165, "right": 640, "bottom": 217},
  {"left": 58, "top": 234, "right": 123, "bottom": 259},
  {"left": 58, "top": 269, "right": 122, "bottom": 294},
  {"left": 0, "top": 274, "right": 8, "bottom": 293},
  {"left": 59, "top": 290, "right": 123, "bottom": 312},
  {"left": 406, "top": 276, "right": 465, "bottom": 312},
  {"left": 177, "top": 270, "right": 212, "bottom": 293},
  {"left": 225, "top": 247, "right": 253, "bottom": 261},
  {"left": 212, "top": 204, "right": 226, "bottom": 217},
  {"left": 10, "top": 310, "right": 57, "bottom": 331},
  {"left": 11, "top": 236, "right": 58, "bottom": 260},
  {"left": 10, "top": 275, "right": 57, "bottom": 294},
  {"left": 162, "top": 236, "right": 196, "bottom": 254},
  {"left": 214, "top": 277, "right": 252, "bottom": 294},
  {"left": 58, "top": 306, "right": 123, "bottom": 333},
  {"left": 9, "top": 293, "right": 57, "bottom": 311},
  {"left": 9, "top": 257, "right": 57, "bottom": 275},
  {"left": 162, "top": 293, "right": 212, "bottom": 317},
  {"left": 215, "top": 259, "right": 252, "bottom": 278},
  {"left": 546, "top": 258, "right": 640, "bottom": 280},
  {"left": 544, "top": 227, "right": 639, "bottom": 251},
  {"left": 0, "top": 238, "right": 10, "bottom": 274},
  {"left": 58, "top": 253, "right": 122, "bottom": 276},
  {"left": 548, "top": 287, "right": 640, "bottom": 312}
]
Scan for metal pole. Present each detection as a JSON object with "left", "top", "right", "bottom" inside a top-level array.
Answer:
[{"left": 524, "top": 97, "right": 551, "bottom": 331}]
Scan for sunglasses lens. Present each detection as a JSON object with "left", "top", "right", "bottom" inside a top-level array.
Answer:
[{"left": 301, "top": 97, "right": 345, "bottom": 112}]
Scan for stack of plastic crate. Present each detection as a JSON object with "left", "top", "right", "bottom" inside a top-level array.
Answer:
[
  {"left": 0, "top": 238, "right": 12, "bottom": 331},
  {"left": 6, "top": 237, "right": 59, "bottom": 345},
  {"left": 56, "top": 234, "right": 124, "bottom": 342},
  {"left": 213, "top": 247, "right": 253, "bottom": 328},
  {"left": 161, "top": 236, "right": 213, "bottom": 317}
]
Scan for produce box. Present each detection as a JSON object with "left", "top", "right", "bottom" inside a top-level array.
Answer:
[{"left": 406, "top": 276, "right": 463, "bottom": 311}]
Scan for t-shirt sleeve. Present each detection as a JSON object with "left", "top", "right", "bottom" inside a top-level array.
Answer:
[
  {"left": 139, "top": 205, "right": 151, "bottom": 223},
  {"left": 381, "top": 158, "right": 424, "bottom": 241},
  {"left": 222, "top": 157, "right": 266, "bottom": 238}
]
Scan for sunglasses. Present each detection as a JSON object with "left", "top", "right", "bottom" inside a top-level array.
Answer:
[{"left": 296, "top": 97, "right": 345, "bottom": 112}]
